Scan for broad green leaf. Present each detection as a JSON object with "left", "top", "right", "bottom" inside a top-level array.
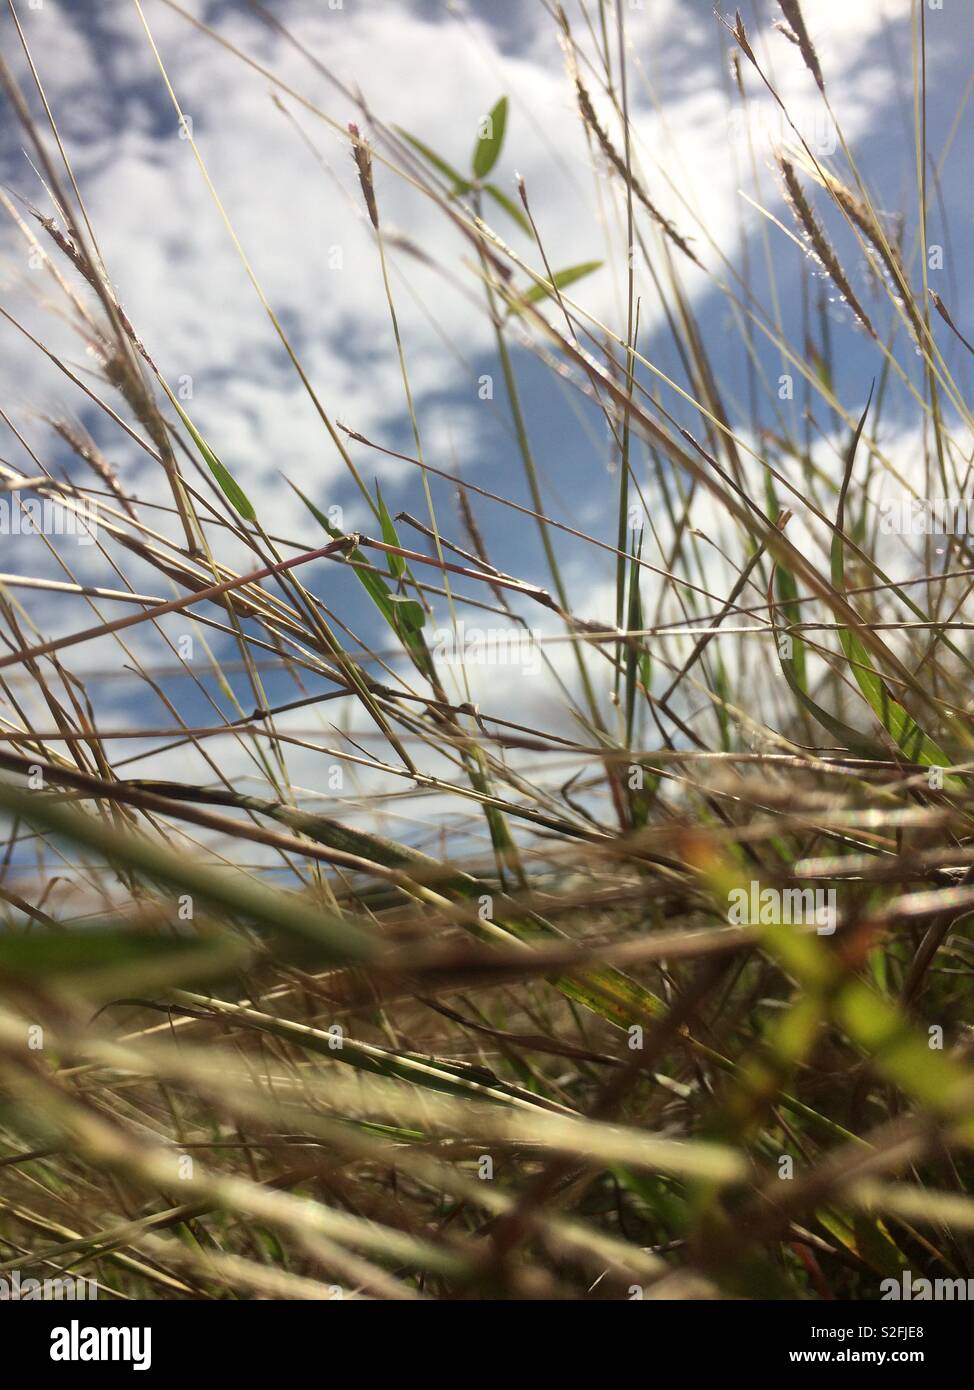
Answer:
[
  {"left": 388, "top": 593, "right": 425, "bottom": 633},
  {"left": 375, "top": 483, "right": 405, "bottom": 578},
  {"left": 513, "top": 260, "right": 603, "bottom": 309},
  {"left": 483, "top": 182, "right": 531, "bottom": 235},
  {"left": 170, "top": 398, "right": 256, "bottom": 522},
  {"left": 394, "top": 126, "right": 470, "bottom": 193},
  {"left": 472, "top": 96, "right": 508, "bottom": 180},
  {"left": 292, "top": 483, "right": 393, "bottom": 616},
  {"left": 290, "top": 481, "right": 436, "bottom": 682}
]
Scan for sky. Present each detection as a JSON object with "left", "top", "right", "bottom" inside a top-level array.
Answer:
[{"left": 0, "top": 0, "right": 971, "bottom": 855}]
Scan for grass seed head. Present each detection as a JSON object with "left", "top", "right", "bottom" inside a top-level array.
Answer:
[{"left": 349, "top": 122, "right": 379, "bottom": 231}]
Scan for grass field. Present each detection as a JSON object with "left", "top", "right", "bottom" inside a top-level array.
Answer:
[{"left": 0, "top": 0, "right": 973, "bottom": 1302}]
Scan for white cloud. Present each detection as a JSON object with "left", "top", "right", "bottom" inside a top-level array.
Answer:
[{"left": 0, "top": 0, "right": 916, "bottom": 512}]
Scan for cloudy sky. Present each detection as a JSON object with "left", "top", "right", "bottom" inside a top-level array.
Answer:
[
  {"left": 0, "top": 0, "right": 970, "bottom": 847},
  {"left": 4, "top": 2, "right": 966, "bottom": 528}
]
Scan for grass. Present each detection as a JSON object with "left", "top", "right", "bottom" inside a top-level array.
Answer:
[{"left": 0, "top": 0, "right": 972, "bottom": 1300}]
